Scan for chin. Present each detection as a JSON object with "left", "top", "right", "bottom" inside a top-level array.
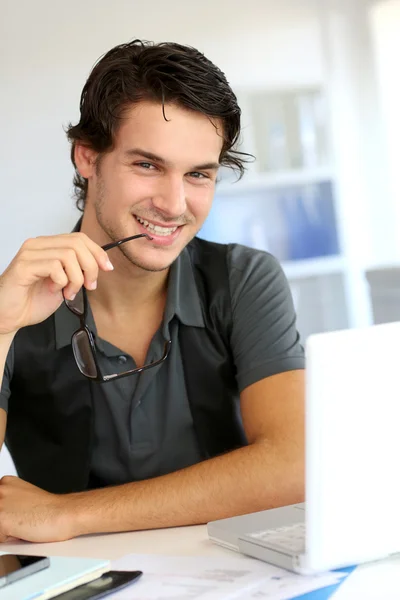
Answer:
[
  {"left": 128, "top": 249, "right": 180, "bottom": 273},
  {"left": 134, "top": 260, "right": 174, "bottom": 273}
]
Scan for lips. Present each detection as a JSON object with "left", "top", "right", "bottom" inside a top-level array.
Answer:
[
  {"left": 135, "top": 215, "right": 179, "bottom": 236},
  {"left": 133, "top": 215, "right": 183, "bottom": 247}
]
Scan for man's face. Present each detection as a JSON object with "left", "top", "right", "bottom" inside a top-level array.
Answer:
[{"left": 86, "top": 101, "right": 223, "bottom": 272}]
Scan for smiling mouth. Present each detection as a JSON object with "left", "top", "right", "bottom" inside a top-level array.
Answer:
[{"left": 134, "top": 216, "right": 180, "bottom": 236}]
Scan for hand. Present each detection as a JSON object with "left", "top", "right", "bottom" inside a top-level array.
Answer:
[
  {"left": 0, "top": 233, "right": 114, "bottom": 335},
  {"left": 0, "top": 476, "right": 77, "bottom": 542}
]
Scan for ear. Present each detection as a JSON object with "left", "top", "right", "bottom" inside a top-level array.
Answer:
[{"left": 74, "top": 143, "right": 98, "bottom": 179}]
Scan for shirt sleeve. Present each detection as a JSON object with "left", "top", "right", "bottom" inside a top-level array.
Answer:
[
  {"left": 0, "top": 342, "right": 14, "bottom": 412},
  {"left": 228, "top": 244, "right": 305, "bottom": 392}
]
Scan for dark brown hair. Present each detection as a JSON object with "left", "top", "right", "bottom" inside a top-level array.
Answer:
[{"left": 66, "top": 39, "right": 250, "bottom": 211}]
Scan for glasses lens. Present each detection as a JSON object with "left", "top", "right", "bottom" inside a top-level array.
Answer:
[
  {"left": 72, "top": 329, "right": 98, "bottom": 378},
  {"left": 65, "top": 288, "right": 85, "bottom": 316}
]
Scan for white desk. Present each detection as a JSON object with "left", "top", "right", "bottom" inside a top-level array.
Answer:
[
  {"left": 3, "top": 526, "right": 400, "bottom": 599},
  {"left": 1, "top": 525, "right": 219, "bottom": 561}
]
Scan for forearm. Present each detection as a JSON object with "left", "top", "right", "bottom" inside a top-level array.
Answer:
[
  {"left": 0, "top": 332, "right": 14, "bottom": 392},
  {"left": 71, "top": 440, "right": 304, "bottom": 537}
]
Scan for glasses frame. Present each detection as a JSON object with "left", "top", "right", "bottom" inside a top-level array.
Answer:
[{"left": 63, "top": 233, "right": 171, "bottom": 382}]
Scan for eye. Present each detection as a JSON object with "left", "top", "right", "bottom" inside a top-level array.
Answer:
[
  {"left": 136, "top": 162, "right": 156, "bottom": 170},
  {"left": 188, "top": 172, "right": 208, "bottom": 179}
]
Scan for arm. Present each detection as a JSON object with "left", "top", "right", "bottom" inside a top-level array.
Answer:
[
  {"left": 0, "top": 369, "right": 304, "bottom": 543},
  {"left": 0, "top": 333, "right": 14, "bottom": 393},
  {"left": 69, "top": 369, "right": 304, "bottom": 536},
  {"left": 0, "top": 248, "right": 305, "bottom": 542},
  {"left": 0, "top": 234, "right": 112, "bottom": 453},
  {"left": 0, "top": 411, "right": 6, "bottom": 453},
  {"left": 0, "top": 333, "right": 14, "bottom": 449}
]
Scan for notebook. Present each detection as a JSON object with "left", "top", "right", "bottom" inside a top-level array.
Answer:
[
  {"left": 1, "top": 555, "right": 109, "bottom": 600},
  {"left": 209, "top": 322, "right": 400, "bottom": 574}
]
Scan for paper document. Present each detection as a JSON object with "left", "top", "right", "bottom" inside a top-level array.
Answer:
[
  {"left": 109, "top": 553, "right": 345, "bottom": 600},
  {"left": 332, "top": 554, "right": 400, "bottom": 600},
  {"left": 235, "top": 571, "right": 346, "bottom": 599}
]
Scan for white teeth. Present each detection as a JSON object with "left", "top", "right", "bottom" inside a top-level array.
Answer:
[{"left": 135, "top": 216, "right": 178, "bottom": 236}]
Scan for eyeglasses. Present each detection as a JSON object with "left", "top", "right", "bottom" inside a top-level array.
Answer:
[{"left": 63, "top": 233, "right": 171, "bottom": 382}]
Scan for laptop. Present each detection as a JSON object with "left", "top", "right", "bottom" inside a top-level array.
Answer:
[{"left": 208, "top": 322, "right": 400, "bottom": 574}]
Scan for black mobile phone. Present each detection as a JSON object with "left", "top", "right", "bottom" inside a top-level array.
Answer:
[
  {"left": 51, "top": 571, "right": 143, "bottom": 600},
  {"left": 0, "top": 554, "right": 50, "bottom": 587}
]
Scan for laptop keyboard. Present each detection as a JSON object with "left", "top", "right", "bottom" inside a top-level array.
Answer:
[{"left": 246, "top": 522, "right": 306, "bottom": 555}]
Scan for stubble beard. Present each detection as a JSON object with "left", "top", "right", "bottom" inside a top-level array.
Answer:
[{"left": 94, "top": 177, "right": 172, "bottom": 273}]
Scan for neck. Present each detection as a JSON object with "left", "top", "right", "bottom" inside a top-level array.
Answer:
[{"left": 91, "top": 267, "right": 168, "bottom": 317}]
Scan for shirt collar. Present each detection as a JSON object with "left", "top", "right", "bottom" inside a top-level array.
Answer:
[
  {"left": 54, "top": 225, "right": 204, "bottom": 350},
  {"left": 164, "top": 246, "right": 205, "bottom": 329}
]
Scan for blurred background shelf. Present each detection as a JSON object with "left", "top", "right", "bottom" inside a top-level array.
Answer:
[
  {"left": 216, "top": 166, "right": 335, "bottom": 195},
  {"left": 199, "top": 83, "right": 353, "bottom": 340},
  {"left": 198, "top": 68, "right": 383, "bottom": 341},
  {"left": 281, "top": 255, "right": 345, "bottom": 280}
]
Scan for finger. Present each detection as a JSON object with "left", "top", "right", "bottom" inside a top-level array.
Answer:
[
  {"left": 52, "top": 254, "right": 83, "bottom": 300},
  {"left": 67, "top": 233, "right": 115, "bottom": 278},
  {"left": 13, "top": 258, "right": 68, "bottom": 291},
  {"left": 19, "top": 248, "right": 91, "bottom": 300},
  {"left": 64, "top": 245, "right": 100, "bottom": 292},
  {"left": 22, "top": 233, "right": 114, "bottom": 272},
  {"left": 17, "top": 243, "right": 106, "bottom": 298}
]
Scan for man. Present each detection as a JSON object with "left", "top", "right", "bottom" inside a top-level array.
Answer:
[{"left": 0, "top": 39, "right": 305, "bottom": 543}]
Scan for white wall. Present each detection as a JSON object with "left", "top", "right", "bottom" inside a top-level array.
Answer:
[
  {"left": 369, "top": 0, "right": 400, "bottom": 262},
  {"left": 0, "top": 0, "right": 323, "bottom": 272}
]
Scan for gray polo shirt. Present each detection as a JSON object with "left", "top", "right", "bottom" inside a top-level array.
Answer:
[{"left": 0, "top": 242, "right": 305, "bottom": 487}]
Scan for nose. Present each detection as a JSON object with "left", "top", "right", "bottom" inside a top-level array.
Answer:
[{"left": 151, "top": 175, "right": 187, "bottom": 220}]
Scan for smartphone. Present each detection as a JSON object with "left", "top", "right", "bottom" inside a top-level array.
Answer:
[
  {"left": 0, "top": 554, "right": 50, "bottom": 587},
  {"left": 51, "top": 570, "right": 143, "bottom": 599}
]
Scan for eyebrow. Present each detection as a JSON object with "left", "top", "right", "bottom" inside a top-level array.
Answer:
[{"left": 123, "top": 148, "right": 220, "bottom": 171}]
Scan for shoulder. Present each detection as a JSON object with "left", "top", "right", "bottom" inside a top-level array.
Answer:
[
  {"left": 226, "top": 243, "right": 282, "bottom": 278},
  {"left": 188, "top": 236, "right": 280, "bottom": 275},
  {"left": 225, "top": 244, "right": 288, "bottom": 306},
  {"left": 187, "top": 237, "right": 287, "bottom": 301}
]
